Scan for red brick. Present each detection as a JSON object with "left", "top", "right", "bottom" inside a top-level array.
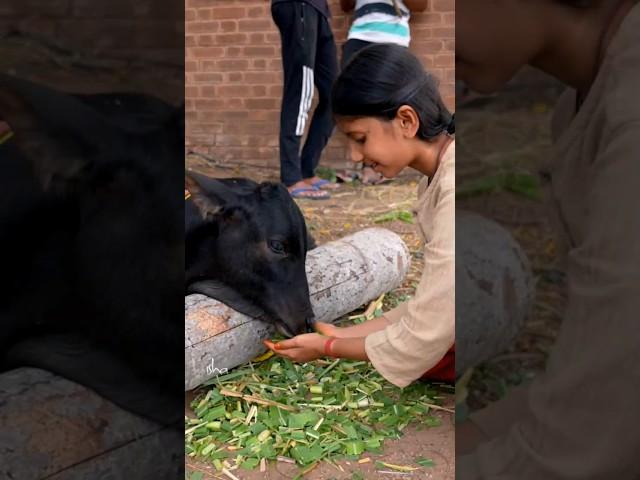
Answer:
[
  {"left": 245, "top": 98, "right": 278, "bottom": 110},
  {"left": 190, "top": 123, "right": 224, "bottom": 135},
  {"left": 237, "top": 19, "right": 272, "bottom": 32},
  {"left": 196, "top": 34, "right": 216, "bottom": 46},
  {"left": 434, "top": 54, "right": 454, "bottom": 67},
  {"left": 412, "top": 40, "right": 444, "bottom": 54},
  {"left": 433, "top": 0, "right": 454, "bottom": 12},
  {"left": 186, "top": 0, "right": 218, "bottom": 8},
  {"left": 220, "top": 20, "right": 237, "bottom": 32},
  {"left": 252, "top": 59, "right": 267, "bottom": 69},
  {"left": 248, "top": 110, "right": 276, "bottom": 122},
  {"left": 265, "top": 32, "right": 280, "bottom": 43},
  {"left": 252, "top": 85, "right": 267, "bottom": 97},
  {"left": 243, "top": 46, "right": 277, "bottom": 58},
  {"left": 219, "top": 84, "right": 251, "bottom": 97},
  {"left": 221, "top": 111, "right": 250, "bottom": 122},
  {"left": 186, "top": 84, "right": 201, "bottom": 96},
  {"left": 244, "top": 72, "right": 278, "bottom": 84},
  {"left": 432, "top": 27, "right": 454, "bottom": 39},
  {"left": 444, "top": 68, "right": 455, "bottom": 83},
  {"left": 185, "top": 133, "right": 215, "bottom": 145},
  {"left": 191, "top": 47, "right": 225, "bottom": 59},
  {"left": 187, "top": 21, "right": 219, "bottom": 34},
  {"left": 194, "top": 99, "right": 223, "bottom": 111},
  {"left": 197, "top": 8, "right": 212, "bottom": 21},
  {"left": 226, "top": 46, "right": 243, "bottom": 57},
  {"left": 213, "top": 7, "right": 245, "bottom": 20},
  {"left": 215, "top": 33, "right": 247, "bottom": 45},
  {"left": 212, "top": 58, "right": 249, "bottom": 71},
  {"left": 199, "top": 86, "right": 221, "bottom": 99},
  {"left": 410, "top": 13, "right": 442, "bottom": 26},
  {"left": 247, "top": 6, "right": 267, "bottom": 18},
  {"left": 192, "top": 73, "right": 224, "bottom": 83},
  {"left": 248, "top": 33, "right": 265, "bottom": 44}
]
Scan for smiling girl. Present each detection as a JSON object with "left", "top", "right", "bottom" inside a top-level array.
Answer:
[{"left": 265, "top": 44, "right": 455, "bottom": 388}]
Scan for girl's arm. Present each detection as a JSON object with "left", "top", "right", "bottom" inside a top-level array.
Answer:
[
  {"left": 264, "top": 334, "right": 369, "bottom": 362},
  {"left": 315, "top": 317, "right": 391, "bottom": 338},
  {"left": 403, "top": 0, "right": 428, "bottom": 12},
  {"left": 340, "top": 0, "right": 356, "bottom": 13},
  {"left": 329, "top": 336, "right": 369, "bottom": 361}
]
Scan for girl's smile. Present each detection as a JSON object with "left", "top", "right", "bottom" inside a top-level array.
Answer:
[{"left": 336, "top": 108, "right": 452, "bottom": 179}]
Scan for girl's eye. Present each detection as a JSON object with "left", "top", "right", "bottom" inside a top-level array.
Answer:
[
  {"left": 268, "top": 239, "right": 286, "bottom": 255},
  {"left": 354, "top": 137, "right": 366, "bottom": 144}
]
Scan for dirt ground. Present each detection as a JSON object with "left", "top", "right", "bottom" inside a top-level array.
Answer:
[{"left": 185, "top": 156, "right": 454, "bottom": 479}]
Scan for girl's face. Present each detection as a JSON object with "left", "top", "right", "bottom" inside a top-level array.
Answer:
[
  {"left": 336, "top": 114, "right": 415, "bottom": 179},
  {"left": 456, "top": 0, "right": 548, "bottom": 93}
]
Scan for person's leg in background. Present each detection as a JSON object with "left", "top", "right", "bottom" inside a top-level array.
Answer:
[
  {"left": 340, "top": 38, "right": 371, "bottom": 69},
  {"left": 300, "top": 10, "right": 339, "bottom": 191},
  {"left": 271, "top": 2, "right": 329, "bottom": 199}
]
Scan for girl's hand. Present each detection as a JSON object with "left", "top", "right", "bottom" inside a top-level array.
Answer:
[
  {"left": 263, "top": 333, "right": 327, "bottom": 363},
  {"left": 314, "top": 321, "right": 344, "bottom": 338}
]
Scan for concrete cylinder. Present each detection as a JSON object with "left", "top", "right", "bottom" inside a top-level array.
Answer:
[
  {"left": 185, "top": 227, "right": 411, "bottom": 390},
  {"left": 0, "top": 367, "right": 182, "bottom": 480},
  {"left": 455, "top": 211, "right": 534, "bottom": 375}
]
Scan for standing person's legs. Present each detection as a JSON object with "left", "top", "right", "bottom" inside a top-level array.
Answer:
[
  {"left": 300, "top": 12, "right": 338, "bottom": 187},
  {"left": 340, "top": 38, "right": 371, "bottom": 70},
  {"left": 271, "top": 2, "right": 324, "bottom": 195}
]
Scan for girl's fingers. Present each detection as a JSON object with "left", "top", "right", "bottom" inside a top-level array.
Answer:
[
  {"left": 314, "top": 322, "right": 335, "bottom": 336},
  {"left": 273, "top": 338, "right": 297, "bottom": 350},
  {"left": 276, "top": 349, "right": 296, "bottom": 360}
]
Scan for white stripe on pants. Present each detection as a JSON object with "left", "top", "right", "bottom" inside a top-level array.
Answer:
[{"left": 295, "top": 65, "right": 314, "bottom": 136}]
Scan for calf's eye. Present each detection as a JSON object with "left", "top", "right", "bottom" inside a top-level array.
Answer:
[{"left": 268, "top": 239, "right": 286, "bottom": 255}]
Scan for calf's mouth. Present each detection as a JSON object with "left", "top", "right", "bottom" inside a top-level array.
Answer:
[{"left": 274, "top": 319, "right": 295, "bottom": 338}]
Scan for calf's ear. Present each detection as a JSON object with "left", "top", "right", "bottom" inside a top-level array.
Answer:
[
  {"left": 0, "top": 73, "right": 125, "bottom": 193},
  {"left": 185, "top": 171, "right": 240, "bottom": 221}
]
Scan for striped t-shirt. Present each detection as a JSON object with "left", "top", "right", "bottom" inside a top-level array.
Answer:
[{"left": 347, "top": 0, "right": 411, "bottom": 47}]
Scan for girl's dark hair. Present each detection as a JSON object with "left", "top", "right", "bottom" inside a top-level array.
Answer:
[{"left": 332, "top": 43, "right": 454, "bottom": 140}]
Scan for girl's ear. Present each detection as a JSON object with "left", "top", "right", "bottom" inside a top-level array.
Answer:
[{"left": 395, "top": 105, "right": 420, "bottom": 138}]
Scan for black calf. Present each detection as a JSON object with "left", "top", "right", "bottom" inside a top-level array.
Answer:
[{"left": 185, "top": 172, "right": 316, "bottom": 337}]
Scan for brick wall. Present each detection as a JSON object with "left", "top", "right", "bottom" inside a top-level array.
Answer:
[{"left": 186, "top": 0, "right": 455, "bottom": 170}]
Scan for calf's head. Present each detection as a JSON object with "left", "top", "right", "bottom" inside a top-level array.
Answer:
[{"left": 185, "top": 172, "right": 315, "bottom": 337}]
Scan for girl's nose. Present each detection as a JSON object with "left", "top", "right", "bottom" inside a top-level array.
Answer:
[{"left": 349, "top": 144, "right": 364, "bottom": 163}]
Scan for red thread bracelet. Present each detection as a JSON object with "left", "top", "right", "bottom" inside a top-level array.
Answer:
[{"left": 324, "top": 337, "right": 336, "bottom": 357}]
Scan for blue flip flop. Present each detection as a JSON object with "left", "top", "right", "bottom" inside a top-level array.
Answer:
[
  {"left": 289, "top": 187, "right": 330, "bottom": 200},
  {"left": 309, "top": 178, "right": 339, "bottom": 190}
]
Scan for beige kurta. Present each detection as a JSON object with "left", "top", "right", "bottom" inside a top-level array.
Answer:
[
  {"left": 365, "top": 141, "right": 455, "bottom": 388},
  {"left": 459, "top": 4, "right": 640, "bottom": 479}
]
